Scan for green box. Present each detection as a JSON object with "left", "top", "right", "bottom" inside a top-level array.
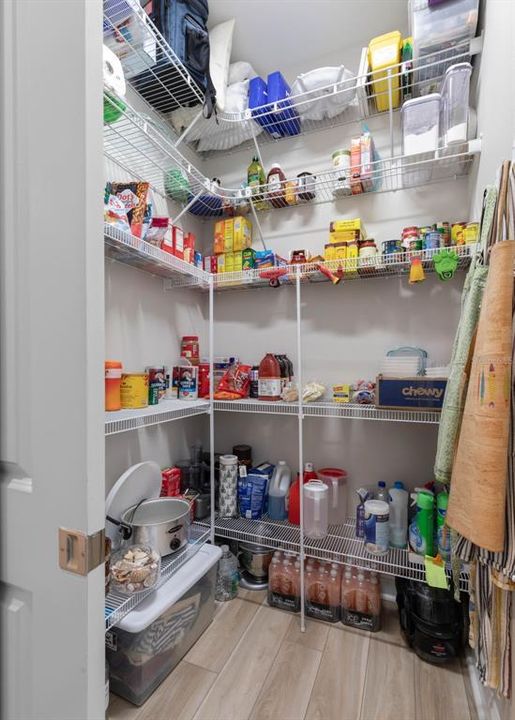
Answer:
[{"left": 242, "top": 247, "right": 256, "bottom": 270}]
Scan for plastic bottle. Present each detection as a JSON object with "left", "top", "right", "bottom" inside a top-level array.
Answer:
[
  {"left": 267, "top": 162, "right": 287, "bottom": 208},
  {"left": 275, "top": 354, "right": 288, "bottom": 392},
  {"left": 389, "top": 481, "right": 409, "bottom": 549},
  {"left": 409, "top": 490, "right": 435, "bottom": 556},
  {"left": 437, "top": 491, "right": 450, "bottom": 561},
  {"left": 367, "top": 573, "right": 382, "bottom": 616},
  {"left": 247, "top": 155, "right": 267, "bottom": 210},
  {"left": 289, "top": 463, "right": 317, "bottom": 525},
  {"left": 355, "top": 572, "right": 368, "bottom": 613},
  {"left": 258, "top": 353, "right": 282, "bottom": 402},
  {"left": 341, "top": 567, "right": 355, "bottom": 611},
  {"left": 268, "top": 460, "right": 292, "bottom": 520},
  {"left": 215, "top": 545, "right": 240, "bottom": 601},
  {"left": 328, "top": 569, "right": 341, "bottom": 622},
  {"left": 376, "top": 481, "right": 389, "bottom": 503}
]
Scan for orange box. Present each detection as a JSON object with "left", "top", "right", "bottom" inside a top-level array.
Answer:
[
  {"left": 350, "top": 137, "right": 363, "bottom": 195},
  {"left": 172, "top": 226, "right": 184, "bottom": 259},
  {"left": 214, "top": 220, "right": 225, "bottom": 254},
  {"left": 184, "top": 232, "right": 195, "bottom": 263}
]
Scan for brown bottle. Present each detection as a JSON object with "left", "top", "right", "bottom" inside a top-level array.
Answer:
[
  {"left": 267, "top": 163, "right": 287, "bottom": 208},
  {"left": 258, "top": 353, "right": 282, "bottom": 401}
]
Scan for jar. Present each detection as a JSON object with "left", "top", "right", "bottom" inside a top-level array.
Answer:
[
  {"left": 233, "top": 444, "right": 252, "bottom": 468},
  {"left": 332, "top": 149, "right": 351, "bottom": 196},
  {"left": 110, "top": 544, "right": 161, "bottom": 595},
  {"left": 219, "top": 454, "right": 238, "bottom": 518},
  {"left": 297, "top": 172, "right": 316, "bottom": 201},
  {"left": 105, "top": 360, "right": 123, "bottom": 411},
  {"left": 181, "top": 336, "right": 199, "bottom": 366},
  {"left": 358, "top": 241, "right": 378, "bottom": 259}
]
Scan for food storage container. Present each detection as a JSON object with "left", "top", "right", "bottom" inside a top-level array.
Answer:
[
  {"left": 303, "top": 480, "right": 329, "bottom": 539},
  {"left": 368, "top": 31, "right": 402, "bottom": 112},
  {"left": 440, "top": 62, "right": 472, "bottom": 146},
  {"left": 401, "top": 94, "right": 440, "bottom": 155},
  {"left": 108, "top": 544, "right": 221, "bottom": 706},
  {"left": 317, "top": 468, "right": 348, "bottom": 525}
]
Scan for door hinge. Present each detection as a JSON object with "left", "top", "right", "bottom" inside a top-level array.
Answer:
[{"left": 58, "top": 528, "right": 105, "bottom": 576}]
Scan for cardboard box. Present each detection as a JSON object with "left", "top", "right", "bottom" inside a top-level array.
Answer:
[
  {"left": 324, "top": 242, "right": 346, "bottom": 261},
  {"left": 172, "top": 226, "right": 184, "bottom": 259},
  {"left": 233, "top": 216, "right": 252, "bottom": 251},
  {"left": 376, "top": 375, "right": 447, "bottom": 410},
  {"left": 233, "top": 251, "right": 243, "bottom": 271},
  {"left": 160, "top": 223, "right": 174, "bottom": 254},
  {"left": 216, "top": 253, "right": 225, "bottom": 273},
  {"left": 346, "top": 242, "right": 358, "bottom": 274},
  {"left": 214, "top": 220, "right": 224, "bottom": 254},
  {"left": 329, "top": 229, "right": 362, "bottom": 244},
  {"left": 329, "top": 219, "right": 364, "bottom": 233},
  {"left": 210, "top": 255, "right": 218, "bottom": 273},
  {"left": 225, "top": 252, "right": 235, "bottom": 273},
  {"left": 254, "top": 250, "right": 275, "bottom": 269},
  {"left": 333, "top": 384, "right": 351, "bottom": 403},
  {"left": 224, "top": 218, "right": 234, "bottom": 253},
  {"left": 184, "top": 232, "right": 195, "bottom": 263},
  {"left": 350, "top": 138, "right": 363, "bottom": 195},
  {"left": 242, "top": 247, "right": 256, "bottom": 269},
  {"left": 360, "top": 131, "right": 377, "bottom": 192},
  {"left": 203, "top": 256, "right": 212, "bottom": 272}
]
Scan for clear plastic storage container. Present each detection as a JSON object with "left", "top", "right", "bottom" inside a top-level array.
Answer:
[
  {"left": 401, "top": 93, "right": 440, "bottom": 155},
  {"left": 440, "top": 62, "right": 472, "bottom": 145},
  {"left": 303, "top": 480, "right": 329, "bottom": 539}
]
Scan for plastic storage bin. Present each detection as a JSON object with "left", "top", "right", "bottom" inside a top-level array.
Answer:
[
  {"left": 401, "top": 93, "right": 440, "bottom": 155},
  {"left": 266, "top": 71, "right": 301, "bottom": 136},
  {"left": 249, "top": 76, "right": 282, "bottom": 139},
  {"left": 440, "top": 62, "right": 472, "bottom": 145},
  {"left": 107, "top": 544, "right": 221, "bottom": 706},
  {"left": 368, "top": 31, "right": 402, "bottom": 112}
]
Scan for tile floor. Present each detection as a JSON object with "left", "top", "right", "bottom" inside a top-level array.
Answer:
[{"left": 109, "top": 588, "right": 477, "bottom": 720}]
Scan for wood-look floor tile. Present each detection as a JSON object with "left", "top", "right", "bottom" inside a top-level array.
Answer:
[
  {"left": 415, "top": 656, "right": 471, "bottom": 720},
  {"left": 194, "top": 606, "right": 291, "bottom": 720},
  {"left": 185, "top": 598, "right": 260, "bottom": 673},
  {"left": 305, "top": 627, "right": 370, "bottom": 720},
  {"left": 360, "top": 634, "right": 416, "bottom": 720},
  {"left": 250, "top": 640, "right": 322, "bottom": 720},
  {"left": 284, "top": 615, "right": 330, "bottom": 652},
  {"left": 108, "top": 693, "right": 141, "bottom": 720},
  {"left": 135, "top": 661, "right": 216, "bottom": 720},
  {"left": 238, "top": 588, "right": 268, "bottom": 605}
]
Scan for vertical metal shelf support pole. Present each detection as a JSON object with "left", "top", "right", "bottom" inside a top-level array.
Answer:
[
  {"left": 387, "top": 68, "right": 394, "bottom": 158},
  {"left": 296, "top": 268, "right": 306, "bottom": 632},
  {"left": 209, "top": 274, "right": 215, "bottom": 544}
]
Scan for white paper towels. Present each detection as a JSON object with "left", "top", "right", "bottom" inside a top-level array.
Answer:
[{"left": 103, "top": 44, "right": 126, "bottom": 98}]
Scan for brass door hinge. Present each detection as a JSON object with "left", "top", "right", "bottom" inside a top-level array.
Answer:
[{"left": 59, "top": 528, "right": 105, "bottom": 576}]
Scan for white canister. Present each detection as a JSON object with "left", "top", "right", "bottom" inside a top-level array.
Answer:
[
  {"left": 219, "top": 455, "right": 238, "bottom": 518},
  {"left": 364, "top": 499, "right": 389, "bottom": 555},
  {"left": 303, "top": 480, "right": 329, "bottom": 539},
  {"left": 331, "top": 149, "right": 351, "bottom": 196}
]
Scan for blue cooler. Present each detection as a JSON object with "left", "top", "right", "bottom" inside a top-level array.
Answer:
[
  {"left": 267, "top": 71, "right": 301, "bottom": 137},
  {"left": 249, "top": 77, "right": 282, "bottom": 138}
]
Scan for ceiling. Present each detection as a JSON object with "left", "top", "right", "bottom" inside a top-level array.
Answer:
[{"left": 208, "top": 0, "right": 410, "bottom": 78}]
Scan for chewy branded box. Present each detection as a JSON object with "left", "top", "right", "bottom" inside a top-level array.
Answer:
[
  {"left": 242, "top": 247, "right": 256, "bottom": 269},
  {"left": 214, "top": 220, "right": 225, "bottom": 254},
  {"left": 224, "top": 218, "right": 234, "bottom": 253},
  {"left": 233, "top": 216, "right": 252, "bottom": 251},
  {"left": 376, "top": 375, "right": 447, "bottom": 410}
]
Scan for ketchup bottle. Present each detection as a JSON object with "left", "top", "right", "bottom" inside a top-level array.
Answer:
[
  {"left": 267, "top": 163, "right": 287, "bottom": 208},
  {"left": 258, "top": 353, "right": 282, "bottom": 401},
  {"left": 288, "top": 463, "right": 317, "bottom": 525}
]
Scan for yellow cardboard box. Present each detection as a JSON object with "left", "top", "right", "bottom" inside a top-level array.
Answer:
[
  {"left": 233, "top": 251, "right": 243, "bottom": 271},
  {"left": 233, "top": 216, "right": 252, "bottom": 251},
  {"left": 333, "top": 384, "right": 351, "bottom": 403},
  {"left": 324, "top": 242, "right": 347, "bottom": 261},
  {"left": 214, "top": 220, "right": 225, "bottom": 254},
  {"left": 329, "top": 219, "right": 366, "bottom": 237},
  {"left": 329, "top": 229, "right": 362, "bottom": 244},
  {"left": 225, "top": 252, "right": 235, "bottom": 273},
  {"left": 224, "top": 218, "right": 234, "bottom": 253},
  {"left": 217, "top": 253, "right": 226, "bottom": 273}
]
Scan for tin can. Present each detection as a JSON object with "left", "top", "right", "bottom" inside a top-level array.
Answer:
[
  {"left": 177, "top": 365, "right": 198, "bottom": 400},
  {"left": 401, "top": 226, "right": 419, "bottom": 250},
  {"left": 364, "top": 500, "right": 389, "bottom": 555},
  {"left": 423, "top": 231, "right": 441, "bottom": 250},
  {"left": 145, "top": 366, "right": 165, "bottom": 405},
  {"left": 120, "top": 373, "right": 149, "bottom": 409}
]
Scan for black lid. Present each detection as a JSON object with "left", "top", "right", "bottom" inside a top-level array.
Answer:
[{"left": 233, "top": 444, "right": 252, "bottom": 461}]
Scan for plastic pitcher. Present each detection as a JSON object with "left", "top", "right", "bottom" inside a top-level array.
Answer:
[
  {"left": 303, "top": 480, "right": 329, "bottom": 539},
  {"left": 317, "top": 468, "right": 347, "bottom": 525}
]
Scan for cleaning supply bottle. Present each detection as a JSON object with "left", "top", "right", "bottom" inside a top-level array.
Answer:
[
  {"left": 409, "top": 490, "right": 435, "bottom": 556},
  {"left": 266, "top": 162, "right": 287, "bottom": 208},
  {"left": 288, "top": 462, "right": 317, "bottom": 524},
  {"left": 215, "top": 545, "right": 240, "bottom": 601},
  {"left": 267, "top": 460, "right": 292, "bottom": 520},
  {"left": 376, "top": 481, "right": 389, "bottom": 503},
  {"left": 258, "top": 353, "right": 282, "bottom": 402},
  {"left": 388, "top": 481, "right": 409, "bottom": 548},
  {"left": 437, "top": 491, "right": 450, "bottom": 561},
  {"left": 247, "top": 155, "right": 267, "bottom": 210}
]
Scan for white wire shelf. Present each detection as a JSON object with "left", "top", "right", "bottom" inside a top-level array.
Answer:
[
  {"left": 213, "top": 244, "right": 476, "bottom": 291},
  {"left": 105, "top": 398, "right": 210, "bottom": 436},
  {"left": 213, "top": 398, "right": 440, "bottom": 424},
  {"left": 180, "top": 39, "right": 481, "bottom": 157},
  {"left": 195, "top": 516, "right": 468, "bottom": 592},
  {"left": 103, "top": 0, "right": 204, "bottom": 113},
  {"left": 105, "top": 526, "right": 210, "bottom": 631},
  {"left": 104, "top": 223, "right": 209, "bottom": 287}
]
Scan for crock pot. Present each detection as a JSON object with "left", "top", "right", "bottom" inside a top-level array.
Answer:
[{"left": 119, "top": 497, "right": 191, "bottom": 557}]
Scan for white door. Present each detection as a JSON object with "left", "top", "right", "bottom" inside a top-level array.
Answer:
[{"left": 0, "top": 1, "right": 105, "bottom": 718}]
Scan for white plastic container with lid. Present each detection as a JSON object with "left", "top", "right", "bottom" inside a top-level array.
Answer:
[
  {"left": 363, "top": 499, "right": 390, "bottom": 555},
  {"left": 303, "top": 480, "right": 329, "bottom": 539},
  {"left": 401, "top": 93, "right": 440, "bottom": 155},
  {"left": 440, "top": 62, "right": 472, "bottom": 145},
  {"left": 317, "top": 468, "right": 347, "bottom": 525}
]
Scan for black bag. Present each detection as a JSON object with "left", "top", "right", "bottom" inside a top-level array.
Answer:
[{"left": 133, "top": 0, "right": 216, "bottom": 116}]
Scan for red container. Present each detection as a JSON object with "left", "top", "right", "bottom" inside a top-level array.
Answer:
[
  {"left": 181, "top": 336, "right": 199, "bottom": 366},
  {"left": 160, "top": 467, "right": 181, "bottom": 497},
  {"left": 172, "top": 226, "right": 184, "bottom": 259},
  {"left": 288, "top": 463, "right": 318, "bottom": 525},
  {"left": 184, "top": 232, "right": 196, "bottom": 264},
  {"left": 199, "top": 363, "right": 210, "bottom": 398},
  {"left": 258, "top": 353, "right": 281, "bottom": 401}
]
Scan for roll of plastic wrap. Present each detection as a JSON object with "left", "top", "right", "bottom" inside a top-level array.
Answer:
[{"left": 103, "top": 44, "right": 126, "bottom": 97}]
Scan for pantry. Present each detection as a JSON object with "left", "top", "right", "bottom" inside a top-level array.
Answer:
[{"left": 1, "top": 1, "right": 514, "bottom": 719}]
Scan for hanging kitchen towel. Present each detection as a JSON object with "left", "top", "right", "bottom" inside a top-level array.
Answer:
[
  {"left": 433, "top": 185, "right": 497, "bottom": 484},
  {"left": 447, "top": 239, "right": 515, "bottom": 551}
]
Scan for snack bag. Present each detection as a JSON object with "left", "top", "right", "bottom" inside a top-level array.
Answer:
[
  {"left": 214, "top": 364, "right": 252, "bottom": 400},
  {"left": 108, "top": 181, "right": 150, "bottom": 238}
]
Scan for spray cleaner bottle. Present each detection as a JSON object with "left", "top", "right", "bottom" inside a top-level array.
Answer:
[{"left": 408, "top": 490, "right": 435, "bottom": 556}]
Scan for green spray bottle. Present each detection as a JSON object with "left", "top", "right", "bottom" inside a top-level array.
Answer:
[
  {"left": 436, "top": 491, "right": 450, "bottom": 561},
  {"left": 408, "top": 490, "right": 435, "bottom": 556}
]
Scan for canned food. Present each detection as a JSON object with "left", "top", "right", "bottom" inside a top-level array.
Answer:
[
  {"left": 120, "top": 373, "right": 149, "bottom": 409},
  {"left": 423, "top": 231, "right": 441, "bottom": 250}
]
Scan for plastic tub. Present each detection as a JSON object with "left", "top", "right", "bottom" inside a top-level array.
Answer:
[
  {"left": 440, "top": 62, "right": 472, "bottom": 145},
  {"left": 107, "top": 544, "right": 221, "bottom": 706},
  {"left": 401, "top": 93, "right": 440, "bottom": 155},
  {"left": 317, "top": 468, "right": 348, "bottom": 525}
]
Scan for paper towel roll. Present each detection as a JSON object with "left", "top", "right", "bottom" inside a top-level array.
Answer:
[{"left": 103, "top": 44, "right": 126, "bottom": 98}]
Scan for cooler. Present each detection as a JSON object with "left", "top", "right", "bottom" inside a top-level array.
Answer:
[{"left": 106, "top": 543, "right": 221, "bottom": 706}]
